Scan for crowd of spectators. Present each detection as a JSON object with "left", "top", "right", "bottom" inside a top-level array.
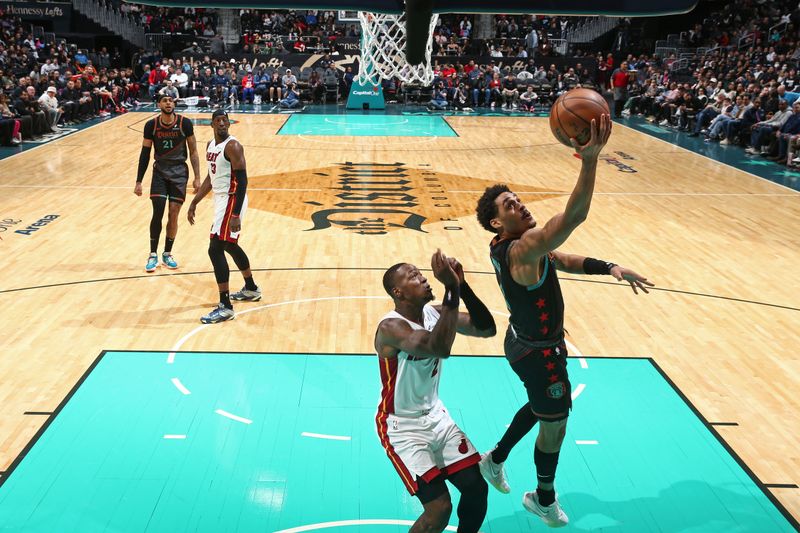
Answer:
[
  {"left": 1, "top": 11, "right": 139, "bottom": 146},
  {"left": 608, "top": 0, "right": 800, "bottom": 168}
]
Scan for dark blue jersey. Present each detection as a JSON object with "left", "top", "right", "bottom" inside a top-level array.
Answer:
[{"left": 489, "top": 236, "right": 565, "bottom": 343}]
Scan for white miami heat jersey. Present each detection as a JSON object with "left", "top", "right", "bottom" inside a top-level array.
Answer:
[
  {"left": 377, "top": 304, "right": 443, "bottom": 417},
  {"left": 206, "top": 135, "right": 236, "bottom": 194}
]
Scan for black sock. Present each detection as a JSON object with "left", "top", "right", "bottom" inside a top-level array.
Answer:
[
  {"left": 492, "top": 403, "right": 538, "bottom": 464},
  {"left": 243, "top": 275, "right": 257, "bottom": 291},
  {"left": 164, "top": 237, "right": 175, "bottom": 253},
  {"left": 220, "top": 290, "right": 232, "bottom": 309},
  {"left": 537, "top": 487, "right": 556, "bottom": 506},
  {"left": 149, "top": 238, "right": 158, "bottom": 255},
  {"left": 534, "top": 445, "right": 560, "bottom": 506}
]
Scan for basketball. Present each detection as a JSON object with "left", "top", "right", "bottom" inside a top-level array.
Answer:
[{"left": 549, "top": 88, "right": 611, "bottom": 147}]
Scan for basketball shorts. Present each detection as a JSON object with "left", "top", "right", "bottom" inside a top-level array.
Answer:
[
  {"left": 150, "top": 164, "right": 188, "bottom": 204},
  {"left": 504, "top": 327, "right": 572, "bottom": 417},
  {"left": 210, "top": 192, "right": 247, "bottom": 243},
  {"left": 375, "top": 400, "right": 480, "bottom": 496}
]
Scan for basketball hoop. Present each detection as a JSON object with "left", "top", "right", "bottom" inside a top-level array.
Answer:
[{"left": 356, "top": 11, "right": 439, "bottom": 86}]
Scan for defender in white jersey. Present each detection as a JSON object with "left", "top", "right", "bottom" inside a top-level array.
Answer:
[
  {"left": 375, "top": 250, "right": 497, "bottom": 533},
  {"left": 187, "top": 109, "right": 261, "bottom": 324}
]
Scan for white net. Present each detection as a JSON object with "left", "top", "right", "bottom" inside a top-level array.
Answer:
[{"left": 356, "top": 12, "right": 439, "bottom": 86}]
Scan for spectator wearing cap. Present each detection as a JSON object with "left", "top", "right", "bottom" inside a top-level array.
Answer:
[
  {"left": 38, "top": 86, "right": 62, "bottom": 132},
  {"left": 282, "top": 69, "right": 297, "bottom": 89}
]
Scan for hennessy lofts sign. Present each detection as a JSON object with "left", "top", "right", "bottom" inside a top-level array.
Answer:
[{"left": 0, "top": 2, "right": 71, "bottom": 31}]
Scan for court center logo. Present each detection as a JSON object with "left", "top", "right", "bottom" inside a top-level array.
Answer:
[{"left": 246, "top": 162, "right": 565, "bottom": 235}]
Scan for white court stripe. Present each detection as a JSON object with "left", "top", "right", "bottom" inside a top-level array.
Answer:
[
  {"left": 575, "top": 440, "right": 599, "bottom": 445},
  {"left": 274, "top": 520, "right": 459, "bottom": 532},
  {"left": 215, "top": 409, "right": 252, "bottom": 425},
  {"left": 166, "top": 351, "right": 177, "bottom": 364},
  {"left": 579, "top": 358, "right": 589, "bottom": 369},
  {"left": 571, "top": 383, "right": 586, "bottom": 400},
  {"left": 163, "top": 434, "right": 186, "bottom": 440},
  {"left": 301, "top": 432, "right": 351, "bottom": 441},
  {"left": 170, "top": 378, "right": 190, "bottom": 395}
]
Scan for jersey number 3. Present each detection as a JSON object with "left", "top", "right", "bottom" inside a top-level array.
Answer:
[{"left": 209, "top": 162, "right": 216, "bottom": 173}]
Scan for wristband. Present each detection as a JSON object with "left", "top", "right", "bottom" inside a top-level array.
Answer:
[
  {"left": 583, "top": 257, "right": 616, "bottom": 275},
  {"left": 442, "top": 285, "right": 460, "bottom": 309}
]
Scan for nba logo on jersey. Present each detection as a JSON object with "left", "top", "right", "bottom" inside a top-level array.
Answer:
[{"left": 547, "top": 381, "right": 565, "bottom": 399}]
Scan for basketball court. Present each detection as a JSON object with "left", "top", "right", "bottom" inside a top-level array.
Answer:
[{"left": 0, "top": 104, "right": 798, "bottom": 531}]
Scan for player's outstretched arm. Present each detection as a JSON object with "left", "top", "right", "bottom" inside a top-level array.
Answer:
[
  {"left": 515, "top": 115, "right": 611, "bottom": 263},
  {"left": 375, "top": 250, "right": 461, "bottom": 359},
  {"left": 435, "top": 257, "right": 496, "bottom": 338},
  {"left": 550, "top": 250, "right": 654, "bottom": 294}
]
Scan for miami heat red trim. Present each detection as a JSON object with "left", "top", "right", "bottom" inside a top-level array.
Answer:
[
  {"left": 375, "top": 411, "right": 417, "bottom": 494},
  {"left": 442, "top": 453, "right": 480, "bottom": 476}
]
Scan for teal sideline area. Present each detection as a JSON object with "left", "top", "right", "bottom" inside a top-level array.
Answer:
[
  {"left": 0, "top": 351, "right": 795, "bottom": 532},
  {"left": 3, "top": 103, "right": 799, "bottom": 193}
]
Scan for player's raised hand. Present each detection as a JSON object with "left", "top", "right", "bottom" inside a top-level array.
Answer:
[
  {"left": 570, "top": 114, "right": 612, "bottom": 160},
  {"left": 447, "top": 257, "right": 465, "bottom": 285},
  {"left": 431, "top": 249, "right": 459, "bottom": 288},
  {"left": 134, "top": 182, "right": 142, "bottom": 197},
  {"left": 610, "top": 265, "right": 654, "bottom": 295}
]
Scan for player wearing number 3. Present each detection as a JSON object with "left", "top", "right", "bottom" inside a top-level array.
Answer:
[
  {"left": 134, "top": 94, "right": 202, "bottom": 272},
  {"left": 374, "top": 250, "right": 497, "bottom": 533},
  {"left": 187, "top": 109, "right": 261, "bottom": 324}
]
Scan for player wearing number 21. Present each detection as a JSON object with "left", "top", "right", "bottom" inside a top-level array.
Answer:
[{"left": 134, "top": 94, "right": 202, "bottom": 273}]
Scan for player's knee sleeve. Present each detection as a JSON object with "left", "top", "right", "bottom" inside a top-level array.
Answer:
[
  {"left": 222, "top": 241, "right": 251, "bottom": 271},
  {"left": 149, "top": 197, "right": 166, "bottom": 238},
  {"left": 208, "top": 238, "right": 229, "bottom": 284}
]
